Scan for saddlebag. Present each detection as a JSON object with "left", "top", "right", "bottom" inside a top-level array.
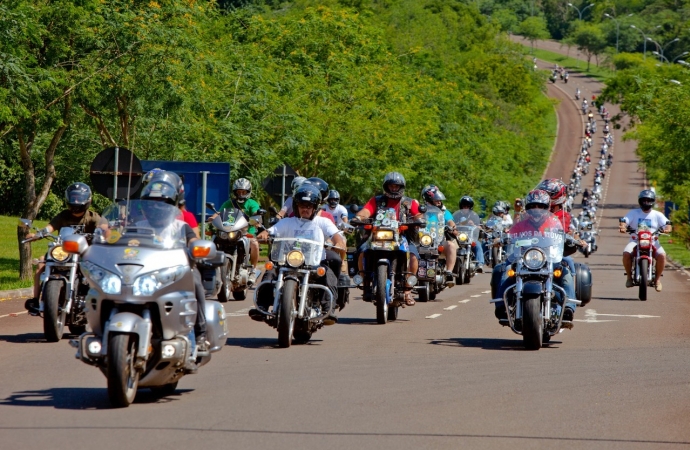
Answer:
[{"left": 574, "top": 262, "right": 592, "bottom": 306}]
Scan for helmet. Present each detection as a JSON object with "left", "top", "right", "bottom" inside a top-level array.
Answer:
[
  {"left": 537, "top": 178, "right": 568, "bottom": 206},
  {"left": 326, "top": 190, "right": 340, "bottom": 208},
  {"left": 65, "top": 182, "right": 92, "bottom": 214},
  {"left": 382, "top": 172, "right": 406, "bottom": 199},
  {"left": 232, "top": 177, "right": 252, "bottom": 204},
  {"left": 492, "top": 202, "right": 506, "bottom": 216},
  {"left": 304, "top": 177, "right": 329, "bottom": 203},
  {"left": 498, "top": 200, "right": 511, "bottom": 213},
  {"left": 421, "top": 185, "right": 446, "bottom": 205},
  {"left": 142, "top": 168, "right": 165, "bottom": 186},
  {"left": 140, "top": 171, "right": 183, "bottom": 206},
  {"left": 291, "top": 176, "right": 307, "bottom": 195},
  {"left": 525, "top": 189, "right": 551, "bottom": 224},
  {"left": 292, "top": 183, "right": 322, "bottom": 220},
  {"left": 458, "top": 196, "right": 474, "bottom": 210},
  {"left": 638, "top": 189, "right": 656, "bottom": 211}
]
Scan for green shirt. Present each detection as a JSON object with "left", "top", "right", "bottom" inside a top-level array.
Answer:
[{"left": 219, "top": 198, "right": 261, "bottom": 235}]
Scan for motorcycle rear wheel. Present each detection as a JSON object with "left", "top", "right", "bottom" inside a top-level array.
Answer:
[
  {"left": 43, "top": 279, "right": 66, "bottom": 342},
  {"left": 418, "top": 282, "right": 429, "bottom": 302},
  {"left": 107, "top": 333, "right": 140, "bottom": 407},
  {"left": 278, "top": 279, "right": 298, "bottom": 347},
  {"left": 639, "top": 259, "right": 648, "bottom": 301},
  {"left": 522, "top": 295, "right": 543, "bottom": 350},
  {"left": 376, "top": 264, "right": 388, "bottom": 325}
]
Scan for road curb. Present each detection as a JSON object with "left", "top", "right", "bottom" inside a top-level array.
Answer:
[{"left": 0, "top": 287, "right": 33, "bottom": 302}]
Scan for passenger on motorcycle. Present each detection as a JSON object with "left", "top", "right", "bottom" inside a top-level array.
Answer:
[
  {"left": 492, "top": 190, "right": 575, "bottom": 321},
  {"left": 276, "top": 176, "right": 306, "bottom": 219},
  {"left": 215, "top": 178, "right": 262, "bottom": 286},
  {"left": 421, "top": 185, "right": 458, "bottom": 284},
  {"left": 24, "top": 182, "right": 108, "bottom": 316},
  {"left": 322, "top": 189, "right": 349, "bottom": 226},
  {"left": 256, "top": 183, "right": 339, "bottom": 323},
  {"left": 491, "top": 201, "right": 513, "bottom": 227},
  {"left": 454, "top": 196, "right": 485, "bottom": 272},
  {"left": 355, "top": 172, "right": 421, "bottom": 305},
  {"left": 619, "top": 189, "right": 672, "bottom": 291}
]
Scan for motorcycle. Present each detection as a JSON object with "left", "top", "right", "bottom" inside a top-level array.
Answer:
[
  {"left": 21, "top": 221, "right": 90, "bottom": 341},
  {"left": 621, "top": 218, "right": 668, "bottom": 301},
  {"left": 483, "top": 217, "right": 507, "bottom": 269},
  {"left": 491, "top": 214, "right": 581, "bottom": 349},
  {"left": 450, "top": 214, "right": 481, "bottom": 285},
  {"left": 575, "top": 88, "right": 581, "bottom": 100},
  {"left": 351, "top": 208, "right": 424, "bottom": 324},
  {"left": 65, "top": 201, "right": 228, "bottom": 406},
  {"left": 415, "top": 205, "right": 447, "bottom": 302},
  {"left": 577, "top": 220, "right": 598, "bottom": 258},
  {"left": 205, "top": 203, "right": 263, "bottom": 302},
  {"left": 253, "top": 232, "right": 335, "bottom": 346}
]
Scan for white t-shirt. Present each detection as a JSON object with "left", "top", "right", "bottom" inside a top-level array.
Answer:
[
  {"left": 268, "top": 217, "right": 335, "bottom": 260},
  {"left": 321, "top": 204, "right": 348, "bottom": 225},
  {"left": 501, "top": 214, "right": 513, "bottom": 227},
  {"left": 623, "top": 209, "right": 669, "bottom": 233},
  {"left": 313, "top": 215, "right": 341, "bottom": 240},
  {"left": 278, "top": 197, "right": 294, "bottom": 217}
]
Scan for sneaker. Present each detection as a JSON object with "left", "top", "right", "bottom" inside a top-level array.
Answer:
[
  {"left": 322, "top": 305, "right": 338, "bottom": 325},
  {"left": 625, "top": 278, "right": 633, "bottom": 288},
  {"left": 338, "top": 274, "right": 351, "bottom": 287},
  {"left": 494, "top": 307, "right": 507, "bottom": 321},
  {"left": 563, "top": 308, "right": 574, "bottom": 322},
  {"left": 655, "top": 281, "right": 662, "bottom": 292},
  {"left": 248, "top": 308, "right": 266, "bottom": 322},
  {"left": 444, "top": 271, "right": 455, "bottom": 287},
  {"left": 24, "top": 298, "right": 39, "bottom": 316},
  {"left": 475, "top": 264, "right": 484, "bottom": 273},
  {"left": 196, "top": 334, "right": 210, "bottom": 354}
]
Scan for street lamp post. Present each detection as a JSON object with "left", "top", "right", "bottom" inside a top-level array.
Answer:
[
  {"left": 647, "top": 37, "right": 680, "bottom": 63},
  {"left": 672, "top": 51, "right": 690, "bottom": 63},
  {"left": 652, "top": 51, "right": 669, "bottom": 63},
  {"left": 630, "top": 25, "right": 651, "bottom": 60},
  {"left": 604, "top": 13, "right": 634, "bottom": 53},
  {"left": 567, "top": 2, "right": 594, "bottom": 21}
]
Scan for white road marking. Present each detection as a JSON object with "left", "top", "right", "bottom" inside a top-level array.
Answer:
[
  {"left": 471, "top": 294, "right": 482, "bottom": 298},
  {"left": 459, "top": 299, "right": 471, "bottom": 303},
  {"left": 573, "top": 309, "right": 659, "bottom": 323},
  {"left": 227, "top": 308, "right": 252, "bottom": 317},
  {"left": 0, "top": 311, "right": 28, "bottom": 319},
  {"left": 482, "top": 290, "right": 491, "bottom": 294},
  {"left": 443, "top": 305, "right": 458, "bottom": 311},
  {"left": 425, "top": 314, "right": 442, "bottom": 319}
]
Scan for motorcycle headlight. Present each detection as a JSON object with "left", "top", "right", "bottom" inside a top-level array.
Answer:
[
  {"left": 287, "top": 250, "right": 305, "bottom": 268},
  {"left": 420, "top": 234, "right": 432, "bottom": 246},
  {"left": 81, "top": 261, "right": 122, "bottom": 295},
  {"left": 639, "top": 239, "right": 650, "bottom": 247},
  {"left": 133, "top": 265, "right": 186, "bottom": 296},
  {"left": 374, "top": 230, "right": 394, "bottom": 241},
  {"left": 50, "top": 246, "right": 70, "bottom": 262},
  {"left": 523, "top": 249, "right": 546, "bottom": 269},
  {"left": 228, "top": 231, "right": 240, "bottom": 240},
  {"left": 219, "top": 231, "right": 229, "bottom": 240},
  {"left": 458, "top": 233, "right": 468, "bottom": 242}
]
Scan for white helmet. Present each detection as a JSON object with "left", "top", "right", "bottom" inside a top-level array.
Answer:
[{"left": 291, "top": 176, "right": 306, "bottom": 194}]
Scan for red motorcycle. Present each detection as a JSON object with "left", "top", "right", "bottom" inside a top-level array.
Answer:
[{"left": 621, "top": 218, "right": 667, "bottom": 301}]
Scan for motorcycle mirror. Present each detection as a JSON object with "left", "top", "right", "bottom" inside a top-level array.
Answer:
[
  {"left": 619, "top": 218, "right": 626, "bottom": 223},
  {"left": 19, "top": 218, "right": 32, "bottom": 228},
  {"left": 206, "top": 202, "right": 218, "bottom": 213},
  {"left": 418, "top": 204, "right": 427, "bottom": 214},
  {"left": 268, "top": 206, "right": 278, "bottom": 215},
  {"left": 349, "top": 204, "right": 361, "bottom": 213},
  {"left": 268, "top": 217, "right": 279, "bottom": 226},
  {"left": 257, "top": 209, "right": 266, "bottom": 216}
]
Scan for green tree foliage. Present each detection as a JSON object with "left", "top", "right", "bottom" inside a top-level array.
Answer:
[
  {"left": 566, "top": 22, "right": 607, "bottom": 69},
  {"left": 519, "top": 16, "right": 551, "bottom": 51}
]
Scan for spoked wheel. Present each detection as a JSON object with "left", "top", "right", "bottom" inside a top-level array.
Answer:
[
  {"left": 639, "top": 259, "right": 648, "bottom": 301},
  {"left": 418, "top": 282, "right": 429, "bottom": 302},
  {"left": 376, "top": 264, "right": 388, "bottom": 324},
  {"left": 278, "top": 279, "right": 298, "bottom": 347},
  {"left": 43, "top": 280, "right": 66, "bottom": 342},
  {"left": 522, "top": 295, "right": 543, "bottom": 350},
  {"left": 107, "top": 333, "right": 140, "bottom": 407}
]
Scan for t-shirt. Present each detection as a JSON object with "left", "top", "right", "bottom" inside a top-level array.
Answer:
[
  {"left": 362, "top": 196, "right": 420, "bottom": 220},
  {"left": 312, "top": 215, "right": 341, "bottom": 241},
  {"left": 553, "top": 209, "right": 572, "bottom": 232},
  {"left": 219, "top": 198, "right": 261, "bottom": 235},
  {"left": 287, "top": 209, "right": 336, "bottom": 224},
  {"left": 322, "top": 204, "right": 348, "bottom": 225},
  {"left": 267, "top": 217, "right": 327, "bottom": 260},
  {"left": 181, "top": 210, "right": 198, "bottom": 229},
  {"left": 508, "top": 214, "right": 564, "bottom": 238},
  {"left": 278, "top": 197, "right": 294, "bottom": 217},
  {"left": 49, "top": 210, "right": 106, "bottom": 234},
  {"left": 443, "top": 209, "right": 454, "bottom": 223},
  {"left": 623, "top": 209, "right": 669, "bottom": 234}
]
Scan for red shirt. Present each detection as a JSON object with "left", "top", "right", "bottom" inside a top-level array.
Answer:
[
  {"left": 508, "top": 214, "right": 563, "bottom": 237},
  {"left": 553, "top": 209, "right": 571, "bottom": 232},
  {"left": 362, "top": 196, "right": 420, "bottom": 219},
  {"left": 181, "top": 210, "right": 198, "bottom": 229}
]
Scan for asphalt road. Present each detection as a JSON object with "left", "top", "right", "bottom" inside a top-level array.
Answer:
[{"left": 1, "top": 55, "right": 689, "bottom": 450}]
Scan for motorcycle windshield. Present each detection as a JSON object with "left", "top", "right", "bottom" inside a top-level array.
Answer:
[
  {"left": 99, "top": 200, "right": 188, "bottom": 249},
  {"left": 505, "top": 211, "right": 565, "bottom": 263},
  {"left": 212, "top": 207, "right": 248, "bottom": 232},
  {"left": 421, "top": 206, "right": 445, "bottom": 246},
  {"left": 270, "top": 237, "right": 323, "bottom": 267},
  {"left": 455, "top": 225, "right": 480, "bottom": 244},
  {"left": 485, "top": 217, "right": 504, "bottom": 232}
]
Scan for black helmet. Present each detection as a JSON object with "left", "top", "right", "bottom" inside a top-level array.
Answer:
[
  {"left": 326, "top": 190, "right": 340, "bottom": 208},
  {"left": 458, "top": 195, "right": 474, "bottom": 210},
  {"left": 304, "top": 177, "right": 329, "bottom": 203},
  {"left": 232, "top": 177, "right": 252, "bottom": 204},
  {"left": 492, "top": 202, "right": 506, "bottom": 216},
  {"left": 382, "top": 172, "right": 406, "bottom": 199},
  {"left": 65, "top": 182, "right": 92, "bottom": 214},
  {"left": 140, "top": 171, "right": 183, "bottom": 206},
  {"left": 638, "top": 189, "right": 656, "bottom": 211},
  {"left": 524, "top": 189, "right": 551, "bottom": 224},
  {"left": 293, "top": 183, "right": 322, "bottom": 220},
  {"left": 421, "top": 185, "right": 446, "bottom": 204}
]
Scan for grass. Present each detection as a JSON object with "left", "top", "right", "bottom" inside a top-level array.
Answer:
[
  {"left": 521, "top": 45, "right": 615, "bottom": 82},
  {"left": 659, "top": 235, "right": 690, "bottom": 268},
  {"left": 0, "top": 215, "right": 48, "bottom": 291}
]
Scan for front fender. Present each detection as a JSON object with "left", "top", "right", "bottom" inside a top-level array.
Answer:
[
  {"left": 107, "top": 312, "right": 152, "bottom": 359},
  {"left": 521, "top": 282, "right": 543, "bottom": 296}
]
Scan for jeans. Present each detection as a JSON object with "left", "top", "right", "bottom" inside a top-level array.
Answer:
[
  {"left": 192, "top": 268, "right": 207, "bottom": 336},
  {"left": 472, "top": 241, "right": 485, "bottom": 265},
  {"left": 562, "top": 256, "right": 577, "bottom": 312}
]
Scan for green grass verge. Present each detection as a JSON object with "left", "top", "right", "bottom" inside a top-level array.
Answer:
[
  {"left": 0, "top": 215, "right": 48, "bottom": 291},
  {"left": 521, "top": 45, "right": 614, "bottom": 82},
  {"left": 659, "top": 235, "right": 690, "bottom": 268}
]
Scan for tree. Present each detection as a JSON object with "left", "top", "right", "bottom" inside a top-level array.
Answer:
[
  {"left": 518, "top": 16, "right": 550, "bottom": 52},
  {"left": 566, "top": 22, "right": 606, "bottom": 70}
]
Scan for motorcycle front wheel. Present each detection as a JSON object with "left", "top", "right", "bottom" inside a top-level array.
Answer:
[
  {"left": 107, "top": 333, "right": 140, "bottom": 407},
  {"left": 43, "top": 279, "right": 66, "bottom": 342},
  {"left": 522, "top": 295, "right": 543, "bottom": 350},
  {"left": 376, "top": 264, "right": 388, "bottom": 324},
  {"left": 278, "top": 279, "right": 298, "bottom": 347},
  {"left": 418, "top": 282, "right": 429, "bottom": 302},
  {"left": 492, "top": 247, "right": 500, "bottom": 268},
  {"left": 639, "top": 259, "right": 648, "bottom": 301},
  {"left": 217, "top": 268, "right": 231, "bottom": 303},
  {"left": 457, "top": 258, "right": 465, "bottom": 286}
]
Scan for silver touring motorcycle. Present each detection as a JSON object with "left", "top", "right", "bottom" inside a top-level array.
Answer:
[{"left": 65, "top": 200, "right": 228, "bottom": 407}]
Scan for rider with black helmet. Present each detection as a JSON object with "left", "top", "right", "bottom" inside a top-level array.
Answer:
[
  {"left": 619, "top": 189, "right": 672, "bottom": 291},
  {"left": 355, "top": 172, "right": 422, "bottom": 306},
  {"left": 25, "top": 183, "right": 108, "bottom": 315},
  {"left": 421, "top": 185, "right": 458, "bottom": 285},
  {"left": 454, "top": 195, "right": 485, "bottom": 272}
]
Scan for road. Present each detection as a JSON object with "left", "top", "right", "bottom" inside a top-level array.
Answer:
[{"left": 1, "top": 49, "right": 689, "bottom": 450}]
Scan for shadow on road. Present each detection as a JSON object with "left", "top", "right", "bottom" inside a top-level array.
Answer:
[
  {"left": 595, "top": 296, "right": 641, "bottom": 301},
  {"left": 427, "top": 338, "right": 556, "bottom": 351},
  {"left": 0, "top": 387, "right": 192, "bottom": 410},
  {"left": 225, "top": 337, "right": 279, "bottom": 349},
  {"left": 336, "top": 317, "right": 409, "bottom": 325},
  {"left": 0, "top": 333, "right": 48, "bottom": 344}
]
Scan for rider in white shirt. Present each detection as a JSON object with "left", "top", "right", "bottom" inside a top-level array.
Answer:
[{"left": 322, "top": 190, "right": 349, "bottom": 226}]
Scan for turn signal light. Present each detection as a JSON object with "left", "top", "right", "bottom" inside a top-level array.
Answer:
[
  {"left": 265, "top": 261, "right": 274, "bottom": 271},
  {"left": 471, "top": 242, "right": 476, "bottom": 247},
  {"left": 316, "top": 267, "right": 327, "bottom": 277},
  {"left": 507, "top": 269, "right": 516, "bottom": 278},
  {"left": 364, "top": 225, "right": 373, "bottom": 230},
  {"left": 192, "top": 246, "right": 211, "bottom": 258},
  {"left": 63, "top": 241, "right": 80, "bottom": 253},
  {"left": 554, "top": 269, "right": 563, "bottom": 278},
  {"left": 399, "top": 225, "right": 408, "bottom": 232},
  {"left": 438, "top": 245, "right": 444, "bottom": 253}
]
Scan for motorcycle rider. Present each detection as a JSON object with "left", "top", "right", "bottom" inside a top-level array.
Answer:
[
  {"left": 355, "top": 172, "right": 422, "bottom": 306},
  {"left": 322, "top": 190, "right": 349, "bottom": 226},
  {"left": 254, "top": 183, "right": 339, "bottom": 323},
  {"left": 215, "top": 178, "right": 261, "bottom": 285},
  {"left": 619, "top": 189, "right": 672, "bottom": 291},
  {"left": 493, "top": 190, "right": 575, "bottom": 321},
  {"left": 421, "top": 185, "right": 458, "bottom": 285},
  {"left": 513, "top": 198, "right": 526, "bottom": 222},
  {"left": 24, "top": 183, "right": 108, "bottom": 315},
  {"left": 454, "top": 196, "right": 485, "bottom": 272},
  {"left": 275, "top": 176, "right": 307, "bottom": 219}
]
